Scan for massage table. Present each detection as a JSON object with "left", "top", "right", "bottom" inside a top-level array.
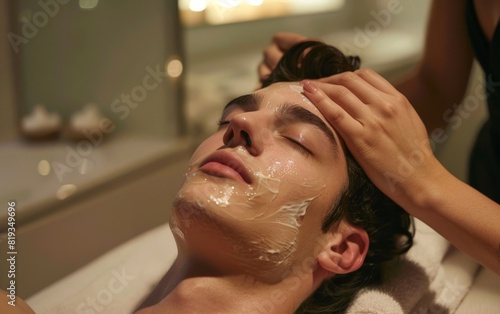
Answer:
[{"left": 27, "top": 219, "right": 500, "bottom": 313}]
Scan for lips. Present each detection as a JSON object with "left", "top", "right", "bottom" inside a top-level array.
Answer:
[{"left": 199, "top": 151, "right": 252, "bottom": 184}]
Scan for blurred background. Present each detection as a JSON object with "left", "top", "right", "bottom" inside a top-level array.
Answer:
[{"left": 0, "top": 0, "right": 487, "bottom": 298}]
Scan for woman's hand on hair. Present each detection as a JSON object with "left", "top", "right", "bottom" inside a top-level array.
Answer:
[
  {"left": 257, "top": 32, "right": 307, "bottom": 87},
  {"left": 301, "top": 69, "right": 445, "bottom": 204},
  {"left": 302, "top": 70, "right": 500, "bottom": 275}
]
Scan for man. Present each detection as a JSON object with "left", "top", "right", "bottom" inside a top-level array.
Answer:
[
  {"left": 0, "top": 41, "right": 412, "bottom": 314},
  {"left": 135, "top": 41, "right": 413, "bottom": 313}
]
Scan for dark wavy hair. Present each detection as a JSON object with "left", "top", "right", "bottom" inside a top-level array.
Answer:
[{"left": 261, "top": 41, "right": 414, "bottom": 313}]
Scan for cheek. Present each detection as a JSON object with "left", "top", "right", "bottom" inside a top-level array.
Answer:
[
  {"left": 189, "top": 133, "right": 223, "bottom": 165},
  {"left": 263, "top": 151, "right": 326, "bottom": 201}
]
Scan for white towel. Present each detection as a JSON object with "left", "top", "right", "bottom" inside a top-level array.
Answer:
[{"left": 347, "top": 219, "right": 480, "bottom": 313}]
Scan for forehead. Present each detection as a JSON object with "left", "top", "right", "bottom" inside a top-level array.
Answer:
[
  {"left": 255, "top": 82, "right": 336, "bottom": 136},
  {"left": 256, "top": 82, "right": 321, "bottom": 113},
  {"left": 256, "top": 82, "right": 342, "bottom": 155}
]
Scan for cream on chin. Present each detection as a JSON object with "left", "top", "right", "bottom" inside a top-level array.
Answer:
[{"left": 170, "top": 147, "right": 326, "bottom": 280}]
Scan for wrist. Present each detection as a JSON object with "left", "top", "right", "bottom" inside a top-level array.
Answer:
[{"left": 393, "top": 156, "right": 450, "bottom": 216}]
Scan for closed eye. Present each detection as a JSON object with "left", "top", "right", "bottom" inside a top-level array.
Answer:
[
  {"left": 284, "top": 136, "right": 312, "bottom": 156},
  {"left": 217, "top": 119, "right": 230, "bottom": 130}
]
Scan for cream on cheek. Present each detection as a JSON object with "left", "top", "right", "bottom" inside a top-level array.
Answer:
[
  {"left": 172, "top": 144, "right": 326, "bottom": 271},
  {"left": 171, "top": 84, "right": 334, "bottom": 273},
  {"left": 247, "top": 160, "right": 323, "bottom": 269}
]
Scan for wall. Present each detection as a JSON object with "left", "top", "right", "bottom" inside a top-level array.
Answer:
[
  {"left": 0, "top": 140, "right": 192, "bottom": 297},
  {"left": 9, "top": 0, "right": 183, "bottom": 139},
  {"left": 0, "top": 0, "right": 18, "bottom": 141}
]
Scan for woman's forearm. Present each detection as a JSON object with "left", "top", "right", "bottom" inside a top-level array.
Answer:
[
  {"left": 402, "top": 161, "right": 500, "bottom": 274},
  {"left": 303, "top": 73, "right": 499, "bottom": 275}
]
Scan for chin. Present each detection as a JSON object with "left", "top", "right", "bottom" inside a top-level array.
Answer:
[{"left": 170, "top": 196, "right": 300, "bottom": 283}]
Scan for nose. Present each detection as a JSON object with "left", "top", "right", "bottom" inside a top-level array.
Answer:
[{"left": 222, "top": 113, "right": 263, "bottom": 156}]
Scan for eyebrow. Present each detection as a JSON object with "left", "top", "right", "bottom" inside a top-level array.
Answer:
[
  {"left": 222, "top": 93, "right": 338, "bottom": 154},
  {"left": 278, "top": 102, "right": 339, "bottom": 154},
  {"left": 223, "top": 94, "right": 261, "bottom": 111}
]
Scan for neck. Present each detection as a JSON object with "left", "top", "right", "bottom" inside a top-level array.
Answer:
[{"left": 141, "top": 253, "right": 318, "bottom": 314}]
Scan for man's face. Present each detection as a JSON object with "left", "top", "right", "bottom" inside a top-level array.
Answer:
[{"left": 172, "top": 82, "right": 348, "bottom": 280}]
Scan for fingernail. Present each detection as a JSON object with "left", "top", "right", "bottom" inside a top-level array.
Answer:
[{"left": 301, "top": 80, "right": 317, "bottom": 93}]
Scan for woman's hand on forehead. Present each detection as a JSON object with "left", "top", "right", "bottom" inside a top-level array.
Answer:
[{"left": 301, "top": 69, "right": 435, "bottom": 201}]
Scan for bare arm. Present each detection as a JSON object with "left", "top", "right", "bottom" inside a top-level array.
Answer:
[
  {"left": 408, "top": 161, "right": 500, "bottom": 274},
  {"left": 0, "top": 290, "right": 35, "bottom": 314},
  {"left": 395, "top": 0, "right": 474, "bottom": 132},
  {"left": 302, "top": 70, "right": 500, "bottom": 274}
]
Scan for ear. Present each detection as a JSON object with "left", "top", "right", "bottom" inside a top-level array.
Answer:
[{"left": 317, "top": 220, "right": 369, "bottom": 275}]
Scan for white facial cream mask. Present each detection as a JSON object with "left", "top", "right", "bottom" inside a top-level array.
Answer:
[
  {"left": 172, "top": 146, "right": 326, "bottom": 276},
  {"left": 171, "top": 82, "right": 335, "bottom": 279}
]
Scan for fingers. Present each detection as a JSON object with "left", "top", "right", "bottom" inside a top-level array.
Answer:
[
  {"left": 301, "top": 80, "right": 362, "bottom": 138},
  {"left": 355, "top": 68, "right": 399, "bottom": 95},
  {"left": 257, "top": 62, "right": 271, "bottom": 83},
  {"left": 312, "top": 81, "right": 367, "bottom": 120},
  {"left": 262, "top": 43, "right": 283, "bottom": 72},
  {"left": 317, "top": 69, "right": 388, "bottom": 104},
  {"left": 259, "top": 33, "right": 308, "bottom": 82},
  {"left": 258, "top": 44, "right": 282, "bottom": 82}
]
